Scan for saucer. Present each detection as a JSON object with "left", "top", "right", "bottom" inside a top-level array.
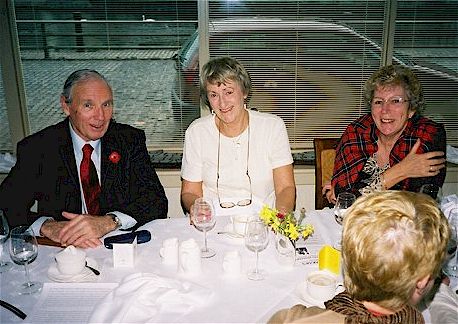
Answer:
[
  {"left": 48, "top": 257, "right": 99, "bottom": 282},
  {"left": 296, "top": 282, "right": 326, "bottom": 308}
]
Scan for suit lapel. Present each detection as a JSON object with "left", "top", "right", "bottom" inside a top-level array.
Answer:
[
  {"left": 58, "top": 121, "right": 79, "bottom": 188},
  {"left": 101, "top": 132, "right": 120, "bottom": 193}
]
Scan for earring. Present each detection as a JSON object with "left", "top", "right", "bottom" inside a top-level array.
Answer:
[{"left": 211, "top": 110, "right": 215, "bottom": 115}]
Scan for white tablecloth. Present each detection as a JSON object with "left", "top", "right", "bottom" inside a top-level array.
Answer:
[{"left": 0, "top": 208, "right": 442, "bottom": 323}]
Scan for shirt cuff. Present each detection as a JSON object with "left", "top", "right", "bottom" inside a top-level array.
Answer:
[
  {"left": 108, "top": 211, "right": 137, "bottom": 230},
  {"left": 30, "top": 216, "right": 54, "bottom": 237}
]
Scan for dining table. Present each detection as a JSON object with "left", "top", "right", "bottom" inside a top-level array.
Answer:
[{"left": 0, "top": 208, "right": 441, "bottom": 323}]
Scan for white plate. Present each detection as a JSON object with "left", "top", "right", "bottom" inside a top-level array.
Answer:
[
  {"left": 48, "top": 257, "right": 99, "bottom": 282},
  {"left": 296, "top": 282, "right": 326, "bottom": 308}
]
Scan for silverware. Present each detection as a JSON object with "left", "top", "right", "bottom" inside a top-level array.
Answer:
[
  {"left": 85, "top": 261, "right": 100, "bottom": 276},
  {"left": 217, "top": 231, "right": 244, "bottom": 239},
  {"left": 0, "top": 299, "right": 27, "bottom": 319}
]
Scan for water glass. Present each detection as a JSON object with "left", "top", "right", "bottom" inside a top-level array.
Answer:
[
  {"left": 245, "top": 219, "right": 269, "bottom": 280},
  {"left": 0, "top": 210, "right": 13, "bottom": 272},
  {"left": 192, "top": 198, "right": 216, "bottom": 258},
  {"left": 334, "top": 192, "right": 356, "bottom": 225}
]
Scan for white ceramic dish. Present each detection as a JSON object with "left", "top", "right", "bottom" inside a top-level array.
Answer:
[
  {"left": 219, "top": 224, "right": 245, "bottom": 244},
  {"left": 296, "top": 282, "right": 327, "bottom": 308},
  {"left": 48, "top": 257, "right": 99, "bottom": 282}
]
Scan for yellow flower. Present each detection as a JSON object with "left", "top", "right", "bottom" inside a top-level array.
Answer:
[{"left": 259, "top": 205, "right": 314, "bottom": 241}]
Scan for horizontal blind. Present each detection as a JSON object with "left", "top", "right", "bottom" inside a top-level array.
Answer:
[
  {"left": 394, "top": 0, "right": 458, "bottom": 146},
  {"left": 12, "top": 0, "right": 198, "bottom": 150},
  {"left": 208, "top": 0, "right": 386, "bottom": 149}
]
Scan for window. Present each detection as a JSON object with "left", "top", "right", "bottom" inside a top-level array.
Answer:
[{"left": 1, "top": 1, "right": 457, "bottom": 155}]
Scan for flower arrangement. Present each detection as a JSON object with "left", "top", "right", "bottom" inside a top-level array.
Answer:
[{"left": 259, "top": 205, "right": 314, "bottom": 241}]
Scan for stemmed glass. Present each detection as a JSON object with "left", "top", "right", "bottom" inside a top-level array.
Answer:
[
  {"left": 192, "top": 198, "right": 216, "bottom": 258},
  {"left": 0, "top": 210, "right": 13, "bottom": 272},
  {"left": 443, "top": 208, "right": 458, "bottom": 277},
  {"left": 9, "top": 226, "right": 43, "bottom": 295},
  {"left": 334, "top": 192, "right": 356, "bottom": 225},
  {"left": 245, "top": 219, "right": 269, "bottom": 280}
]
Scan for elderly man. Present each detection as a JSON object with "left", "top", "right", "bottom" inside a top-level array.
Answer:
[{"left": 0, "top": 69, "right": 168, "bottom": 248}]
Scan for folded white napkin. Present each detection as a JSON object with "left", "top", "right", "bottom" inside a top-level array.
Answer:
[
  {"left": 446, "top": 144, "right": 458, "bottom": 164},
  {"left": 89, "top": 273, "right": 213, "bottom": 323},
  {"left": 440, "top": 194, "right": 458, "bottom": 220}
]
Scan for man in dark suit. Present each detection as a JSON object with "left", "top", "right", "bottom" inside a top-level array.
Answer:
[{"left": 0, "top": 69, "right": 168, "bottom": 248}]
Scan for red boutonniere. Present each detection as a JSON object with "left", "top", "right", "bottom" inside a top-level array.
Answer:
[{"left": 109, "top": 151, "right": 121, "bottom": 164}]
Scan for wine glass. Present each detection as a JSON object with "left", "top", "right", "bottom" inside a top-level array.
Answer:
[
  {"left": 334, "top": 192, "right": 356, "bottom": 225},
  {"left": 9, "top": 226, "right": 43, "bottom": 295},
  {"left": 245, "top": 219, "right": 269, "bottom": 280},
  {"left": 443, "top": 208, "right": 458, "bottom": 277},
  {"left": 418, "top": 184, "right": 442, "bottom": 203},
  {"left": 192, "top": 198, "right": 216, "bottom": 258},
  {"left": 0, "top": 210, "right": 13, "bottom": 272}
]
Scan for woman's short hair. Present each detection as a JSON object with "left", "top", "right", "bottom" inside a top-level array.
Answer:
[
  {"left": 364, "top": 65, "right": 425, "bottom": 114},
  {"left": 342, "top": 190, "right": 449, "bottom": 310},
  {"left": 200, "top": 56, "right": 252, "bottom": 111},
  {"left": 62, "top": 69, "right": 111, "bottom": 103}
]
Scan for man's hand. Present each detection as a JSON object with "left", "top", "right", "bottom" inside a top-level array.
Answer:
[{"left": 57, "top": 212, "right": 115, "bottom": 248}]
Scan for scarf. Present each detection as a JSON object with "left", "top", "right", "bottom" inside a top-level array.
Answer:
[{"left": 325, "top": 292, "right": 425, "bottom": 324}]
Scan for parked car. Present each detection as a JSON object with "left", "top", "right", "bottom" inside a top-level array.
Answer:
[{"left": 171, "top": 18, "right": 458, "bottom": 147}]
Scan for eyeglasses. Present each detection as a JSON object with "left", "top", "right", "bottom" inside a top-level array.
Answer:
[
  {"left": 216, "top": 124, "right": 252, "bottom": 209},
  {"left": 372, "top": 96, "right": 409, "bottom": 108}
]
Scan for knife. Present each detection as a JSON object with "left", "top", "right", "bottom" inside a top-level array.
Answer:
[{"left": 0, "top": 299, "right": 27, "bottom": 319}]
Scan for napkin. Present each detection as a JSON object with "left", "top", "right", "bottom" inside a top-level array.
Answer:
[
  {"left": 89, "top": 273, "right": 213, "bottom": 323},
  {"left": 446, "top": 144, "right": 458, "bottom": 164},
  {"left": 440, "top": 194, "right": 458, "bottom": 220}
]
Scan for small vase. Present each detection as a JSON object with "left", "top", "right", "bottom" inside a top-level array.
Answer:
[{"left": 275, "top": 233, "right": 296, "bottom": 268}]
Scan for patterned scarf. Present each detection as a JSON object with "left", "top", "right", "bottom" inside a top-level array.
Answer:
[{"left": 325, "top": 292, "right": 424, "bottom": 324}]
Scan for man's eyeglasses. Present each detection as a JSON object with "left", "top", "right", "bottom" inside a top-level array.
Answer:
[
  {"left": 372, "top": 96, "right": 409, "bottom": 108},
  {"left": 217, "top": 124, "right": 252, "bottom": 209}
]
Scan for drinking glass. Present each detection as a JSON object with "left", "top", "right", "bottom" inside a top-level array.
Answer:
[
  {"left": 9, "top": 226, "right": 43, "bottom": 295},
  {"left": 192, "top": 198, "right": 216, "bottom": 258},
  {"left": 245, "top": 219, "right": 269, "bottom": 280},
  {"left": 443, "top": 208, "right": 458, "bottom": 277},
  {"left": 0, "top": 210, "right": 13, "bottom": 272},
  {"left": 418, "top": 184, "right": 442, "bottom": 203},
  {"left": 334, "top": 192, "right": 356, "bottom": 225}
]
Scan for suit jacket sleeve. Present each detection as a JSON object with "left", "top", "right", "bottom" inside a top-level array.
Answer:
[{"left": 101, "top": 125, "right": 168, "bottom": 227}]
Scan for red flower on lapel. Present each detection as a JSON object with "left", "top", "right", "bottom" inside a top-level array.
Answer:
[{"left": 109, "top": 151, "right": 121, "bottom": 164}]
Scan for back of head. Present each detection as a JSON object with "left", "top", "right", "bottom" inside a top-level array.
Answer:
[
  {"left": 364, "top": 65, "right": 425, "bottom": 114},
  {"left": 200, "top": 56, "right": 252, "bottom": 110},
  {"left": 62, "top": 69, "right": 111, "bottom": 103},
  {"left": 342, "top": 191, "right": 449, "bottom": 310}
]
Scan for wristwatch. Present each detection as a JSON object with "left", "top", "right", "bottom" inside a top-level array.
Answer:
[{"left": 108, "top": 214, "right": 122, "bottom": 230}]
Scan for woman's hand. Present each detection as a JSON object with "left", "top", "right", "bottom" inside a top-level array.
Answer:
[
  {"left": 323, "top": 182, "right": 336, "bottom": 204},
  {"left": 397, "top": 139, "right": 446, "bottom": 178}
]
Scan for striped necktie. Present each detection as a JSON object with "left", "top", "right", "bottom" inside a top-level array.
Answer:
[{"left": 80, "top": 144, "right": 101, "bottom": 215}]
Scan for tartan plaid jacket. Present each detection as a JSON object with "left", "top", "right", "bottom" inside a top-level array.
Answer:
[{"left": 331, "top": 113, "right": 446, "bottom": 197}]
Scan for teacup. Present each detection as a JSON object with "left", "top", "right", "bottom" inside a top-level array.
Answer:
[
  {"left": 179, "top": 238, "right": 202, "bottom": 275},
  {"left": 304, "top": 270, "right": 343, "bottom": 302},
  {"left": 159, "top": 237, "right": 179, "bottom": 265},
  {"left": 55, "top": 245, "right": 86, "bottom": 275},
  {"left": 231, "top": 214, "right": 252, "bottom": 235},
  {"left": 222, "top": 250, "right": 242, "bottom": 276}
]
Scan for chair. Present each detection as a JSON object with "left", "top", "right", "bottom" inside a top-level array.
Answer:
[{"left": 313, "top": 138, "right": 340, "bottom": 210}]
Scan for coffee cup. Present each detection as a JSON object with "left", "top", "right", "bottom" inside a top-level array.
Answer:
[
  {"left": 304, "top": 270, "right": 343, "bottom": 302},
  {"left": 159, "top": 237, "right": 179, "bottom": 265},
  {"left": 179, "top": 238, "right": 202, "bottom": 275},
  {"left": 231, "top": 214, "right": 251, "bottom": 235},
  {"left": 222, "top": 250, "right": 242, "bottom": 276},
  {"left": 55, "top": 245, "right": 86, "bottom": 275}
]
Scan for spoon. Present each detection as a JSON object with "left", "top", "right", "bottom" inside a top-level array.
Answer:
[{"left": 85, "top": 261, "right": 100, "bottom": 276}]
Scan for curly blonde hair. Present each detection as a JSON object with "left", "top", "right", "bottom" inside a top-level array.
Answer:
[{"left": 342, "top": 191, "right": 449, "bottom": 310}]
